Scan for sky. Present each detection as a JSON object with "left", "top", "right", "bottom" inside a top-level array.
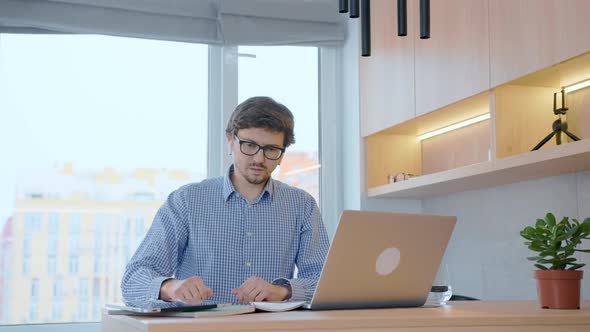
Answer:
[{"left": 0, "top": 34, "right": 319, "bottom": 228}]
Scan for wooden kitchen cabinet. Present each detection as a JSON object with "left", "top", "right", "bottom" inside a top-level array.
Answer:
[
  {"left": 361, "top": 0, "right": 490, "bottom": 135},
  {"left": 360, "top": 0, "right": 415, "bottom": 137},
  {"left": 490, "top": 0, "right": 590, "bottom": 87},
  {"left": 414, "top": 0, "right": 490, "bottom": 117}
]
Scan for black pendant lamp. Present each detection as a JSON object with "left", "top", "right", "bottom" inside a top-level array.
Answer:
[
  {"left": 350, "top": 0, "right": 360, "bottom": 18},
  {"left": 340, "top": 0, "right": 431, "bottom": 57},
  {"left": 361, "top": 0, "right": 371, "bottom": 56},
  {"left": 420, "top": 0, "right": 430, "bottom": 39},
  {"left": 339, "top": 0, "right": 348, "bottom": 13},
  {"left": 398, "top": 0, "right": 407, "bottom": 36}
]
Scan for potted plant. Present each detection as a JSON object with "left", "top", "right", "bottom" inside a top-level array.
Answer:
[{"left": 520, "top": 213, "right": 590, "bottom": 309}]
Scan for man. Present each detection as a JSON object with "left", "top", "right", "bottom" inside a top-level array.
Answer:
[{"left": 121, "top": 96, "right": 330, "bottom": 306}]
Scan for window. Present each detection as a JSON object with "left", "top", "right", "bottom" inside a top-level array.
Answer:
[
  {"left": 0, "top": 33, "right": 208, "bottom": 324},
  {"left": 48, "top": 256, "right": 57, "bottom": 275},
  {"left": 92, "top": 277, "right": 101, "bottom": 320},
  {"left": 238, "top": 46, "right": 320, "bottom": 203},
  {"left": 52, "top": 279, "right": 63, "bottom": 321},
  {"left": 94, "top": 214, "right": 103, "bottom": 274},
  {"left": 31, "top": 279, "right": 39, "bottom": 298},
  {"left": 69, "top": 214, "right": 81, "bottom": 275},
  {"left": 48, "top": 213, "right": 59, "bottom": 234},
  {"left": 22, "top": 257, "right": 31, "bottom": 275},
  {"left": 24, "top": 213, "right": 41, "bottom": 233},
  {"left": 23, "top": 235, "right": 32, "bottom": 274},
  {"left": 48, "top": 238, "right": 58, "bottom": 255},
  {"left": 69, "top": 214, "right": 81, "bottom": 255},
  {"left": 79, "top": 279, "right": 89, "bottom": 320},
  {"left": 0, "top": 36, "right": 324, "bottom": 327},
  {"left": 48, "top": 214, "right": 59, "bottom": 275},
  {"left": 29, "top": 279, "right": 39, "bottom": 322},
  {"left": 51, "top": 302, "right": 62, "bottom": 322},
  {"left": 69, "top": 255, "right": 79, "bottom": 275}
]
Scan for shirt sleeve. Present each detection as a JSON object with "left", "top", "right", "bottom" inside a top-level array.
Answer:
[
  {"left": 286, "top": 195, "right": 330, "bottom": 301},
  {"left": 120, "top": 187, "right": 190, "bottom": 307}
]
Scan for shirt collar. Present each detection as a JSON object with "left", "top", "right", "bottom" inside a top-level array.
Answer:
[{"left": 223, "top": 165, "right": 275, "bottom": 202}]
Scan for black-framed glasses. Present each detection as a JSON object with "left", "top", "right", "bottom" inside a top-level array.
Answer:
[{"left": 233, "top": 135, "right": 285, "bottom": 160}]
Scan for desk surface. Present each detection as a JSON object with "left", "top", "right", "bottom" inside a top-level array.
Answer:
[{"left": 101, "top": 301, "right": 590, "bottom": 332}]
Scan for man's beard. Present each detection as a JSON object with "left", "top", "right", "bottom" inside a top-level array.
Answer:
[{"left": 244, "top": 163, "right": 270, "bottom": 185}]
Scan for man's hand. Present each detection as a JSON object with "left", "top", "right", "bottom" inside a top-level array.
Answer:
[
  {"left": 231, "top": 276, "right": 290, "bottom": 302},
  {"left": 159, "top": 276, "right": 213, "bottom": 304}
]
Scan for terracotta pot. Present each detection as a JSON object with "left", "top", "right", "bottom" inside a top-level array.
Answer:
[{"left": 534, "top": 270, "right": 583, "bottom": 309}]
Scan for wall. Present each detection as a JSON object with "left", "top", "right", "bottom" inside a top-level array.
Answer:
[{"left": 422, "top": 170, "right": 590, "bottom": 300}]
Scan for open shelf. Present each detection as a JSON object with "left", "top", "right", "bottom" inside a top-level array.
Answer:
[
  {"left": 366, "top": 92, "right": 492, "bottom": 189},
  {"left": 368, "top": 138, "right": 590, "bottom": 199},
  {"left": 365, "top": 51, "right": 590, "bottom": 199}
]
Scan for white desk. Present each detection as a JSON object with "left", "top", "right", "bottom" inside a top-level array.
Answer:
[{"left": 101, "top": 301, "right": 590, "bottom": 332}]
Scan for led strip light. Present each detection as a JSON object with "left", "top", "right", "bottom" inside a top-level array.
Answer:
[
  {"left": 563, "top": 79, "right": 590, "bottom": 93},
  {"left": 417, "top": 113, "right": 491, "bottom": 141}
]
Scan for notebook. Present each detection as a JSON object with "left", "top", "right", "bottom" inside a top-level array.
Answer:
[
  {"left": 303, "top": 210, "right": 456, "bottom": 310},
  {"left": 105, "top": 301, "right": 308, "bottom": 317},
  {"left": 105, "top": 303, "right": 255, "bottom": 318}
]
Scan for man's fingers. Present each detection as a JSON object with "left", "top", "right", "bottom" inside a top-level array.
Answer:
[
  {"left": 178, "top": 281, "right": 201, "bottom": 303},
  {"left": 247, "top": 284, "right": 263, "bottom": 302},
  {"left": 254, "top": 288, "right": 268, "bottom": 302},
  {"left": 241, "top": 280, "right": 257, "bottom": 295},
  {"left": 232, "top": 277, "right": 271, "bottom": 302},
  {"left": 172, "top": 288, "right": 185, "bottom": 301},
  {"left": 236, "top": 288, "right": 249, "bottom": 303},
  {"left": 205, "top": 287, "right": 213, "bottom": 298},
  {"left": 186, "top": 276, "right": 214, "bottom": 302},
  {"left": 250, "top": 285, "right": 268, "bottom": 301},
  {"left": 194, "top": 283, "right": 210, "bottom": 301},
  {"left": 186, "top": 283, "right": 199, "bottom": 299},
  {"left": 181, "top": 290, "right": 193, "bottom": 302},
  {"left": 163, "top": 276, "right": 214, "bottom": 304},
  {"left": 191, "top": 277, "right": 214, "bottom": 299}
]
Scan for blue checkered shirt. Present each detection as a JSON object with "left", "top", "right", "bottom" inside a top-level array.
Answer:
[{"left": 121, "top": 167, "right": 330, "bottom": 307}]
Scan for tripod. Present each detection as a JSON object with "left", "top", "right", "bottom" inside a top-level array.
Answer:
[{"left": 532, "top": 89, "right": 581, "bottom": 151}]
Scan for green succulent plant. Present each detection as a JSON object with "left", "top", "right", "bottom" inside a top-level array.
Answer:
[{"left": 520, "top": 213, "right": 590, "bottom": 270}]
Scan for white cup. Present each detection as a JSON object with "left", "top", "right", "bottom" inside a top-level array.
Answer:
[{"left": 425, "top": 263, "right": 452, "bottom": 306}]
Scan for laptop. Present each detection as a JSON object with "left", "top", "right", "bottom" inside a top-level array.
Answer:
[{"left": 304, "top": 210, "right": 456, "bottom": 310}]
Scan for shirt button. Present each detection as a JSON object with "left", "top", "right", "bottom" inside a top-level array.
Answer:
[
  {"left": 245, "top": 261, "right": 251, "bottom": 267},
  {"left": 246, "top": 232, "right": 253, "bottom": 237},
  {"left": 247, "top": 205, "right": 252, "bottom": 208}
]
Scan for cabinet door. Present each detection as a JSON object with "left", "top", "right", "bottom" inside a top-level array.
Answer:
[
  {"left": 414, "top": 0, "right": 490, "bottom": 117},
  {"left": 490, "top": 0, "right": 590, "bottom": 87},
  {"left": 360, "top": 0, "right": 415, "bottom": 137}
]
